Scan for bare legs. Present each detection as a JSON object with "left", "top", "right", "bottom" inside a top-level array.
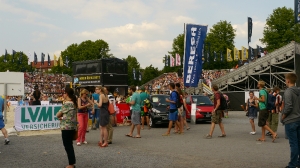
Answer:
[
  {"left": 209, "top": 122, "right": 225, "bottom": 136},
  {"left": 100, "top": 126, "right": 108, "bottom": 146},
  {"left": 128, "top": 124, "right": 141, "bottom": 137}
]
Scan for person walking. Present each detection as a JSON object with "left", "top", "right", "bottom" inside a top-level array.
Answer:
[
  {"left": 92, "top": 87, "right": 100, "bottom": 130},
  {"left": 0, "top": 96, "right": 10, "bottom": 145},
  {"left": 97, "top": 87, "right": 110, "bottom": 147},
  {"left": 204, "top": 85, "right": 226, "bottom": 139},
  {"left": 76, "top": 89, "right": 93, "bottom": 146},
  {"left": 162, "top": 83, "right": 180, "bottom": 136},
  {"left": 140, "top": 86, "right": 150, "bottom": 130},
  {"left": 267, "top": 86, "right": 282, "bottom": 136},
  {"left": 245, "top": 91, "right": 258, "bottom": 135},
  {"left": 56, "top": 88, "right": 77, "bottom": 168},
  {"left": 254, "top": 80, "right": 277, "bottom": 142},
  {"left": 106, "top": 87, "right": 115, "bottom": 144},
  {"left": 281, "top": 73, "right": 300, "bottom": 168},
  {"left": 125, "top": 85, "right": 141, "bottom": 138}
]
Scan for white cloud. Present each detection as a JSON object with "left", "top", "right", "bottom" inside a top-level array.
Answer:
[
  {"left": 31, "top": 32, "right": 48, "bottom": 42},
  {"left": 233, "top": 21, "right": 266, "bottom": 48}
]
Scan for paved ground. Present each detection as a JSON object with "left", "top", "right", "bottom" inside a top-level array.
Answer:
[{"left": 0, "top": 111, "right": 291, "bottom": 168}]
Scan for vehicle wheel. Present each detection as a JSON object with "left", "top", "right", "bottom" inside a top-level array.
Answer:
[{"left": 149, "top": 117, "right": 156, "bottom": 128}]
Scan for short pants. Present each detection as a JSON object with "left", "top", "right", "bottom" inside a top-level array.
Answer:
[
  {"left": 0, "top": 115, "right": 5, "bottom": 129},
  {"left": 211, "top": 110, "right": 222, "bottom": 124},
  {"left": 258, "top": 109, "right": 269, "bottom": 127},
  {"left": 169, "top": 109, "right": 178, "bottom": 121}
]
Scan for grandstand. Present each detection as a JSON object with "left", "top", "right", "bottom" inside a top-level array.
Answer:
[{"left": 212, "top": 41, "right": 300, "bottom": 92}]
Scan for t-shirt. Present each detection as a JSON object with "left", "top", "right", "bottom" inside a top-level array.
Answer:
[
  {"left": 140, "top": 92, "right": 149, "bottom": 106},
  {"left": 169, "top": 91, "right": 177, "bottom": 110},
  {"left": 214, "top": 92, "right": 221, "bottom": 109},
  {"left": 59, "top": 101, "right": 77, "bottom": 130},
  {"left": 92, "top": 93, "right": 100, "bottom": 109},
  {"left": 259, "top": 89, "right": 267, "bottom": 110},
  {"left": 131, "top": 92, "right": 141, "bottom": 111},
  {"left": 0, "top": 97, "right": 3, "bottom": 116}
]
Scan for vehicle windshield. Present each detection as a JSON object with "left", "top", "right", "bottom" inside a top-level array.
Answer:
[
  {"left": 191, "top": 96, "right": 213, "bottom": 106},
  {"left": 151, "top": 95, "right": 168, "bottom": 107}
]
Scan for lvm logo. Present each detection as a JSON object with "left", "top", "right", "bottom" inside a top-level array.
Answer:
[{"left": 21, "top": 106, "right": 61, "bottom": 123}]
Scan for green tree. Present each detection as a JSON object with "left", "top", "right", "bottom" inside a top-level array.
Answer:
[
  {"left": 50, "top": 39, "right": 112, "bottom": 75},
  {"left": 124, "top": 55, "right": 141, "bottom": 86},
  {"left": 204, "top": 20, "right": 237, "bottom": 69},
  {"left": 0, "top": 52, "right": 31, "bottom": 72},
  {"left": 260, "top": 7, "right": 300, "bottom": 52},
  {"left": 141, "top": 64, "right": 161, "bottom": 84}
]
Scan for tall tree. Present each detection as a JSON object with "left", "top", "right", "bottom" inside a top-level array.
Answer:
[
  {"left": 204, "top": 20, "right": 237, "bottom": 69},
  {"left": 50, "top": 39, "right": 112, "bottom": 75},
  {"left": 141, "top": 64, "right": 161, "bottom": 84},
  {"left": 124, "top": 55, "right": 141, "bottom": 86},
  {"left": 260, "top": 7, "right": 300, "bottom": 52}
]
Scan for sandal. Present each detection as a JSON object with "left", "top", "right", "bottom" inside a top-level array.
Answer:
[
  {"left": 133, "top": 136, "right": 141, "bottom": 138},
  {"left": 218, "top": 134, "right": 226, "bottom": 137},
  {"left": 204, "top": 134, "right": 212, "bottom": 139},
  {"left": 162, "top": 133, "right": 170, "bottom": 136},
  {"left": 272, "top": 133, "right": 278, "bottom": 143},
  {"left": 256, "top": 138, "right": 265, "bottom": 142},
  {"left": 125, "top": 134, "right": 132, "bottom": 137},
  {"left": 186, "top": 127, "right": 190, "bottom": 130}
]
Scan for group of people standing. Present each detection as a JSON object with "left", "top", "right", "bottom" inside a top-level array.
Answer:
[{"left": 56, "top": 86, "right": 116, "bottom": 168}]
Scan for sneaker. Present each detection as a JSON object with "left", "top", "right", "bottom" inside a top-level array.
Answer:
[
  {"left": 76, "top": 142, "right": 81, "bottom": 146},
  {"left": 204, "top": 134, "right": 212, "bottom": 139},
  {"left": 83, "top": 141, "right": 88, "bottom": 144},
  {"left": 4, "top": 139, "right": 10, "bottom": 145},
  {"left": 250, "top": 132, "right": 256, "bottom": 135}
]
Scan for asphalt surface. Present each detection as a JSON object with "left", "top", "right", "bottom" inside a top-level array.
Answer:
[{"left": 0, "top": 111, "right": 291, "bottom": 168}]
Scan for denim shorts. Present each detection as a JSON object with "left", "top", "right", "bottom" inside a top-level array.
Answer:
[{"left": 169, "top": 110, "right": 178, "bottom": 121}]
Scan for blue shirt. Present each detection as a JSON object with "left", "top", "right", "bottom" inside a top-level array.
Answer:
[
  {"left": 92, "top": 93, "right": 100, "bottom": 109},
  {"left": 169, "top": 91, "right": 177, "bottom": 109},
  {"left": 131, "top": 92, "right": 141, "bottom": 111},
  {"left": 0, "top": 97, "right": 3, "bottom": 116}
]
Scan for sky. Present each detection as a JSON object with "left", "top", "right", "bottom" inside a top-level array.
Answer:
[{"left": 0, "top": 0, "right": 294, "bottom": 70}]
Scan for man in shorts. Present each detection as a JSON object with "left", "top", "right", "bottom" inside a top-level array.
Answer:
[
  {"left": 204, "top": 85, "right": 226, "bottom": 139},
  {"left": 163, "top": 83, "right": 180, "bottom": 136},
  {"left": 254, "top": 80, "right": 277, "bottom": 142},
  {"left": 0, "top": 96, "right": 10, "bottom": 145},
  {"left": 125, "top": 86, "right": 141, "bottom": 138}
]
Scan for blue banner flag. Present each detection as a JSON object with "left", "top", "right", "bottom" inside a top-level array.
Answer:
[
  {"left": 12, "top": 49, "right": 16, "bottom": 63},
  {"left": 248, "top": 17, "right": 253, "bottom": 43},
  {"left": 34, "top": 52, "right": 37, "bottom": 65},
  {"left": 220, "top": 51, "right": 223, "bottom": 62},
  {"left": 19, "top": 52, "right": 23, "bottom": 64},
  {"left": 213, "top": 51, "right": 217, "bottom": 61},
  {"left": 4, "top": 49, "right": 7, "bottom": 62},
  {"left": 249, "top": 46, "right": 254, "bottom": 61},
  {"left": 183, "top": 24, "right": 207, "bottom": 87},
  {"left": 48, "top": 54, "right": 51, "bottom": 66},
  {"left": 41, "top": 53, "right": 45, "bottom": 65}
]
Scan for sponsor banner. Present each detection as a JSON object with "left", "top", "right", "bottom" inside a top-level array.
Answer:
[
  {"left": 183, "top": 24, "right": 207, "bottom": 87},
  {"left": 295, "top": 0, "right": 300, "bottom": 23},
  {"left": 14, "top": 105, "right": 62, "bottom": 131},
  {"left": 116, "top": 103, "right": 131, "bottom": 123},
  {"left": 78, "top": 75, "right": 101, "bottom": 85}
]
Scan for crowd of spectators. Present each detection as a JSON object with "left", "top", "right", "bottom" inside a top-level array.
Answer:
[
  {"left": 23, "top": 72, "right": 72, "bottom": 101},
  {"left": 202, "top": 69, "right": 229, "bottom": 88}
]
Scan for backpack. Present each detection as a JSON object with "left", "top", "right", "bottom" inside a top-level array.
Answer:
[
  {"left": 144, "top": 98, "right": 152, "bottom": 109},
  {"left": 108, "top": 100, "right": 115, "bottom": 114},
  {"left": 171, "top": 91, "right": 183, "bottom": 108},
  {"left": 218, "top": 92, "right": 228, "bottom": 110},
  {"left": 263, "top": 90, "right": 276, "bottom": 111}
]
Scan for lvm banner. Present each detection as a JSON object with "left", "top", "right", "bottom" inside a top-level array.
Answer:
[
  {"left": 14, "top": 105, "right": 62, "bottom": 131},
  {"left": 183, "top": 24, "right": 207, "bottom": 87}
]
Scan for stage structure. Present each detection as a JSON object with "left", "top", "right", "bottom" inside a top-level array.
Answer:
[
  {"left": 212, "top": 41, "right": 300, "bottom": 92},
  {"left": 72, "top": 58, "right": 128, "bottom": 95}
]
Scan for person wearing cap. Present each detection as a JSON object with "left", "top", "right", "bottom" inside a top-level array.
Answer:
[{"left": 140, "top": 86, "right": 150, "bottom": 130}]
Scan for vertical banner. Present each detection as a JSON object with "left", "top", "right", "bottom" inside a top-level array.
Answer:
[
  {"left": 220, "top": 51, "right": 223, "bottom": 62},
  {"left": 248, "top": 17, "right": 253, "bottom": 43},
  {"left": 226, "top": 48, "right": 232, "bottom": 62},
  {"left": 54, "top": 54, "right": 57, "bottom": 66},
  {"left": 19, "top": 52, "right": 23, "bottom": 64},
  {"left": 213, "top": 51, "right": 217, "bottom": 61},
  {"left": 295, "top": 0, "right": 300, "bottom": 23},
  {"left": 132, "top": 68, "right": 136, "bottom": 80},
  {"left": 48, "top": 54, "right": 51, "bottom": 66},
  {"left": 249, "top": 46, "right": 254, "bottom": 61},
  {"left": 138, "top": 71, "right": 142, "bottom": 81},
  {"left": 41, "top": 53, "right": 45, "bottom": 65},
  {"left": 175, "top": 53, "right": 181, "bottom": 66},
  {"left": 4, "top": 49, "right": 7, "bottom": 62},
  {"left": 34, "top": 52, "right": 37, "bottom": 65},
  {"left": 234, "top": 47, "right": 239, "bottom": 61},
  {"left": 12, "top": 49, "right": 16, "bottom": 63},
  {"left": 241, "top": 46, "right": 248, "bottom": 60},
  {"left": 206, "top": 51, "right": 210, "bottom": 64},
  {"left": 183, "top": 24, "right": 207, "bottom": 87},
  {"left": 170, "top": 56, "right": 174, "bottom": 67},
  {"left": 59, "top": 55, "right": 63, "bottom": 67}
]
